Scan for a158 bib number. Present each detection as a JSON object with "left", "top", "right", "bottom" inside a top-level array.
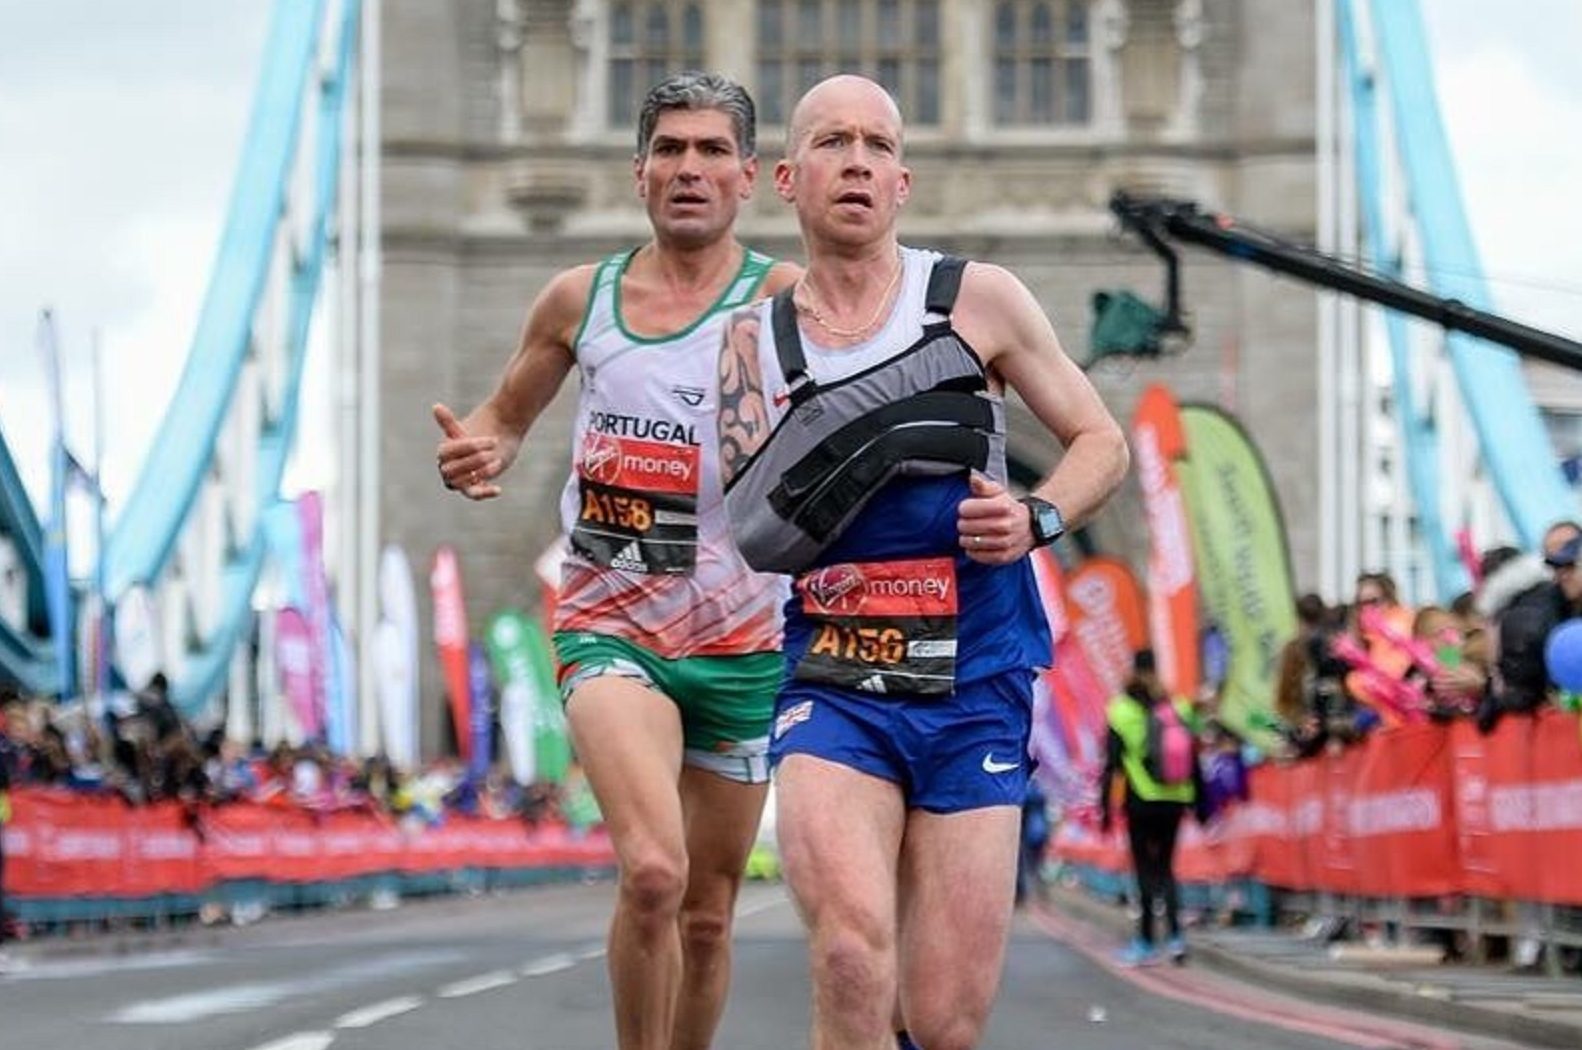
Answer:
[{"left": 570, "top": 431, "right": 699, "bottom": 575}]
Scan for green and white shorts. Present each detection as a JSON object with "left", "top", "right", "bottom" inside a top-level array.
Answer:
[{"left": 553, "top": 632, "right": 782, "bottom": 784}]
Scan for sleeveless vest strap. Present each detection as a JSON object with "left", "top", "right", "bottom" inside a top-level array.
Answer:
[
  {"left": 771, "top": 288, "right": 816, "bottom": 407},
  {"left": 722, "top": 250, "right": 775, "bottom": 308},
  {"left": 924, "top": 255, "right": 968, "bottom": 316}
]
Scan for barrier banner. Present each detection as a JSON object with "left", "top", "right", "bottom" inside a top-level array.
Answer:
[
  {"left": 1288, "top": 759, "right": 1323, "bottom": 892},
  {"left": 1450, "top": 717, "right": 1509, "bottom": 897},
  {"left": 316, "top": 811, "right": 407, "bottom": 881},
  {"left": 121, "top": 803, "right": 204, "bottom": 897},
  {"left": 1529, "top": 709, "right": 1582, "bottom": 902},
  {"left": 1246, "top": 763, "right": 1299, "bottom": 888},
  {"left": 1213, "top": 799, "right": 1260, "bottom": 877},
  {"left": 1, "top": 791, "right": 204, "bottom": 897},
  {"left": 1314, "top": 746, "right": 1360, "bottom": 895},
  {"left": 2, "top": 789, "right": 120, "bottom": 897},
  {"left": 1462, "top": 716, "right": 1543, "bottom": 899},
  {"left": 4, "top": 790, "right": 614, "bottom": 900},
  {"left": 1174, "top": 818, "right": 1224, "bottom": 884},
  {"left": 1049, "top": 820, "right": 1127, "bottom": 874},
  {"left": 1351, "top": 725, "right": 1458, "bottom": 896}
]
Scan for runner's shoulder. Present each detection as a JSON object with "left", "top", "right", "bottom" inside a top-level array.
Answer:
[
  {"left": 762, "top": 259, "right": 803, "bottom": 295},
  {"left": 530, "top": 263, "right": 602, "bottom": 346},
  {"left": 540, "top": 263, "right": 601, "bottom": 317}
]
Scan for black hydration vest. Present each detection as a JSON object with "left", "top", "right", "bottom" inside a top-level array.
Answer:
[{"left": 723, "top": 255, "right": 1009, "bottom": 575}]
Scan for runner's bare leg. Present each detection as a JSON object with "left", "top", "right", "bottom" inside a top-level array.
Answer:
[
  {"left": 670, "top": 766, "right": 768, "bottom": 1049},
  {"left": 777, "top": 754, "right": 906, "bottom": 1050},
  {"left": 897, "top": 806, "right": 1020, "bottom": 1050},
  {"left": 567, "top": 678, "right": 688, "bottom": 1050}
]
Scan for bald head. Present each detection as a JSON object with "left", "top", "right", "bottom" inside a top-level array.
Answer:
[{"left": 786, "top": 74, "right": 904, "bottom": 156}]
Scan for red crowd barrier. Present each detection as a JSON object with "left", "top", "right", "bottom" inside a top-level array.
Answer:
[
  {"left": 1, "top": 790, "right": 614, "bottom": 899},
  {"left": 1052, "top": 712, "right": 1582, "bottom": 904}
]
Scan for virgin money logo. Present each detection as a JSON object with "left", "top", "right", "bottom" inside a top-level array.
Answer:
[
  {"left": 581, "top": 432, "right": 622, "bottom": 484},
  {"left": 804, "top": 564, "right": 865, "bottom": 613}
]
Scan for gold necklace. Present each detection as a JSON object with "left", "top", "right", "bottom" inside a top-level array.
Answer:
[{"left": 794, "top": 252, "right": 904, "bottom": 340}]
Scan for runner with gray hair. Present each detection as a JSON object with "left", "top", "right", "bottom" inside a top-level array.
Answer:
[
  {"left": 637, "top": 70, "right": 757, "bottom": 160},
  {"left": 435, "top": 71, "right": 798, "bottom": 1050}
]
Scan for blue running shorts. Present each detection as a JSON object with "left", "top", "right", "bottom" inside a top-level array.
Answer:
[{"left": 767, "top": 669, "right": 1035, "bottom": 813}]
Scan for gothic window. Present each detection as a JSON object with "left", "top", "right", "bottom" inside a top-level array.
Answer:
[
  {"left": 608, "top": 1, "right": 707, "bottom": 126},
  {"left": 757, "top": 0, "right": 942, "bottom": 126},
  {"left": 993, "top": 1, "right": 1091, "bottom": 125}
]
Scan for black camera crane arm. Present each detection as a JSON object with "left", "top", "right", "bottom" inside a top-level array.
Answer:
[{"left": 1108, "top": 191, "right": 1582, "bottom": 372}]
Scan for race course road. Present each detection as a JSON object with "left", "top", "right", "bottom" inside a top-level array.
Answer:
[{"left": 0, "top": 882, "right": 1534, "bottom": 1049}]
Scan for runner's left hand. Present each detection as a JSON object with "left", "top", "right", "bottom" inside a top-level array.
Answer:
[{"left": 957, "top": 472, "right": 1032, "bottom": 565}]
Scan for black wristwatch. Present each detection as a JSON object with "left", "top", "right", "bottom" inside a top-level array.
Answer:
[{"left": 1020, "top": 495, "right": 1066, "bottom": 547}]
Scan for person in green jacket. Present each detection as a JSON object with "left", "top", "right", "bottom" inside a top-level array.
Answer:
[{"left": 1099, "top": 648, "right": 1208, "bottom": 966}]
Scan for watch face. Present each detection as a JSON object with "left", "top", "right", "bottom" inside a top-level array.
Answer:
[{"left": 1036, "top": 505, "right": 1062, "bottom": 540}]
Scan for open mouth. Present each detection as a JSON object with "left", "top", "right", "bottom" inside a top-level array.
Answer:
[
  {"left": 835, "top": 190, "right": 873, "bottom": 208},
  {"left": 670, "top": 192, "right": 709, "bottom": 206}
]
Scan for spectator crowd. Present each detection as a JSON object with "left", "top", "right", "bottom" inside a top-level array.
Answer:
[
  {"left": 1272, "top": 519, "right": 1582, "bottom": 759},
  {"left": 0, "top": 673, "right": 574, "bottom": 829}
]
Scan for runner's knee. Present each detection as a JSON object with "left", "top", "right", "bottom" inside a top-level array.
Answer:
[
  {"left": 620, "top": 853, "right": 688, "bottom": 920},
  {"left": 812, "top": 923, "right": 894, "bottom": 1013},
  {"left": 910, "top": 1014, "right": 988, "bottom": 1050},
  {"left": 677, "top": 901, "right": 732, "bottom": 958}
]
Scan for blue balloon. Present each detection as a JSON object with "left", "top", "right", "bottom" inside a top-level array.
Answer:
[{"left": 1544, "top": 618, "right": 1582, "bottom": 693}]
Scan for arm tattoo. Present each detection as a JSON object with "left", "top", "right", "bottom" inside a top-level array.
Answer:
[{"left": 717, "top": 308, "right": 770, "bottom": 488}]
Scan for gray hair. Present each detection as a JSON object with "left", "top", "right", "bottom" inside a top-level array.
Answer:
[{"left": 636, "top": 71, "right": 757, "bottom": 159}]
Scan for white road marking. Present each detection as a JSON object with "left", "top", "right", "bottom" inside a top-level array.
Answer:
[
  {"left": 106, "top": 949, "right": 463, "bottom": 1024},
  {"left": 574, "top": 943, "right": 607, "bottom": 962},
  {"left": 521, "top": 952, "right": 576, "bottom": 977},
  {"left": 436, "top": 970, "right": 518, "bottom": 998},
  {"left": 7, "top": 950, "right": 215, "bottom": 980},
  {"left": 334, "top": 995, "right": 425, "bottom": 1028},
  {"left": 246, "top": 1033, "right": 335, "bottom": 1050},
  {"left": 111, "top": 982, "right": 292, "bottom": 1023}
]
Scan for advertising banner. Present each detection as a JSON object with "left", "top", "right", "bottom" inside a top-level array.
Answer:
[
  {"left": 377, "top": 545, "right": 420, "bottom": 769},
  {"left": 1132, "top": 384, "right": 1201, "bottom": 699},
  {"left": 485, "top": 608, "right": 570, "bottom": 786},
  {"left": 468, "top": 642, "right": 494, "bottom": 784},
  {"left": 275, "top": 606, "right": 318, "bottom": 741},
  {"left": 298, "top": 492, "right": 331, "bottom": 748},
  {"left": 1176, "top": 405, "right": 1297, "bottom": 747},
  {"left": 430, "top": 545, "right": 472, "bottom": 761},
  {"left": 1064, "top": 556, "right": 1148, "bottom": 699}
]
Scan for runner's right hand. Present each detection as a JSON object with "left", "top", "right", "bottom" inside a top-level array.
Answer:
[{"left": 434, "top": 403, "right": 505, "bottom": 500}]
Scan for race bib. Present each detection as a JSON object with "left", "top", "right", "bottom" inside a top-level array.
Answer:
[
  {"left": 793, "top": 557, "right": 958, "bottom": 697},
  {"left": 570, "top": 430, "right": 699, "bottom": 574}
]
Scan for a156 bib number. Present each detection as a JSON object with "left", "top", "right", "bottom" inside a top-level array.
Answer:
[{"left": 793, "top": 557, "right": 959, "bottom": 697}]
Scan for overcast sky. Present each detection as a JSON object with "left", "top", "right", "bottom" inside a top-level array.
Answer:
[{"left": 1, "top": 0, "right": 1579, "bottom": 516}]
